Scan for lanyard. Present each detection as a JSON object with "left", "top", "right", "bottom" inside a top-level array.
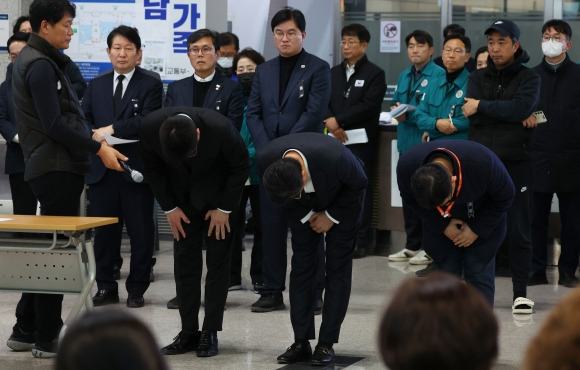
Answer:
[{"left": 434, "top": 148, "right": 463, "bottom": 218}]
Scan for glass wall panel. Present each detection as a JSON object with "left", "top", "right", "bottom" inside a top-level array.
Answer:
[
  {"left": 343, "top": 11, "right": 442, "bottom": 107},
  {"left": 562, "top": 0, "right": 580, "bottom": 62}
]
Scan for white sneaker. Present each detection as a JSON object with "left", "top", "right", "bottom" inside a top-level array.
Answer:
[
  {"left": 409, "top": 251, "right": 433, "bottom": 265},
  {"left": 512, "top": 297, "right": 534, "bottom": 314},
  {"left": 387, "top": 248, "right": 420, "bottom": 262}
]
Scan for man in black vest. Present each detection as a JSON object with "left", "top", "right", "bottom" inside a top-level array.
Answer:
[{"left": 8, "top": 0, "right": 125, "bottom": 358}]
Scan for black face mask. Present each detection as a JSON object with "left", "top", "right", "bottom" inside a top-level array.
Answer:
[{"left": 237, "top": 72, "right": 255, "bottom": 95}]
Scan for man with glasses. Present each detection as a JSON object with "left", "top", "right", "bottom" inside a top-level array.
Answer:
[
  {"left": 257, "top": 132, "right": 366, "bottom": 365},
  {"left": 397, "top": 139, "right": 515, "bottom": 305},
  {"left": 415, "top": 34, "right": 471, "bottom": 141},
  {"left": 463, "top": 19, "right": 540, "bottom": 314},
  {"left": 165, "top": 28, "right": 243, "bottom": 130},
  {"left": 326, "top": 23, "right": 386, "bottom": 259},
  {"left": 247, "top": 7, "right": 330, "bottom": 314},
  {"left": 527, "top": 19, "right": 580, "bottom": 289},
  {"left": 388, "top": 30, "right": 445, "bottom": 268}
]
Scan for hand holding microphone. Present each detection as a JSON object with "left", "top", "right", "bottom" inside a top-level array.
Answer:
[{"left": 118, "top": 159, "right": 144, "bottom": 183}]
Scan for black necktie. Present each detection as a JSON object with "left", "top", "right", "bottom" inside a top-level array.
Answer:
[{"left": 114, "top": 75, "right": 125, "bottom": 114}]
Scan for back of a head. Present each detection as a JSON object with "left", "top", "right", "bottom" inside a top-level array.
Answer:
[
  {"left": 522, "top": 288, "right": 580, "bottom": 370},
  {"left": 262, "top": 157, "right": 303, "bottom": 205},
  {"left": 56, "top": 309, "right": 169, "bottom": 370},
  {"left": 159, "top": 114, "right": 198, "bottom": 160},
  {"left": 378, "top": 272, "right": 498, "bottom": 370},
  {"left": 29, "top": 0, "right": 76, "bottom": 33},
  {"left": 410, "top": 163, "right": 451, "bottom": 209}
]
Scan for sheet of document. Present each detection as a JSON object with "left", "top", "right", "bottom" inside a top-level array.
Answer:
[
  {"left": 389, "top": 104, "right": 416, "bottom": 119},
  {"left": 328, "top": 128, "right": 368, "bottom": 145},
  {"left": 104, "top": 133, "right": 139, "bottom": 145}
]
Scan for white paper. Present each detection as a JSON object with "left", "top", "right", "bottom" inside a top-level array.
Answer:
[
  {"left": 300, "top": 210, "right": 316, "bottom": 224},
  {"left": 328, "top": 128, "right": 368, "bottom": 146},
  {"left": 390, "top": 104, "right": 415, "bottom": 119},
  {"left": 104, "top": 133, "right": 139, "bottom": 145}
]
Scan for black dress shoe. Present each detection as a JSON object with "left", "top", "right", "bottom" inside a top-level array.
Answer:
[
  {"left": 127, "top": 292, "right": 145, "bottom": 308},
  {"left": 558, "top": 272, "right": 579, "bottom": 288},
  {"left": 310, "top": 344, "right": 335, "bottom": 366},
  {"left": 277, "top": 341, "right": 312, "bottom": 364},
  {"left": 167, "top": 296, "right": 179, "bottom": 309},
  {"left": 161, "top": 330, "right": 200, "bottom": 355},
  {"left": 352, "top": 246, "right": 367, "bottom": 259},
  {"left": 528, "top": 270, "right": 549, "bottom": 286},
  {"left": 196, "top": 330, "right": 218, "bottom": 357},
  {"left": 92, "top": 289, "right": 119, "bottom": 307},
  {"left": 251, "top": 293, "right": 285, "bottom": 312}
]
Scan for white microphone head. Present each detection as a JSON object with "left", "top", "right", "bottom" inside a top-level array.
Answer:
[{"left": 131, "top": 171, "right": 144, "bottom": 183}]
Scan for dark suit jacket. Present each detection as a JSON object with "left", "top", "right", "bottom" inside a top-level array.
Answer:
[
  {"left": 328, "top": 55, "right": 386, "bottom": 142},
  {"left": 139, "top": 106, "right": 249, "bottom": 214},
  {"left": 0, "top": 63, "right": 26, "bottom": 174},
  {"left": 164, "top": 70, "right": 244, "bottom": 131},
  {"left": 256, "top": 132, "right": 367, "bottom": 223},
  {"left": 82, "top": 66, "right": 163, "bottom": 184},
  {"left": 246, "top": 50, "right": 331, "bottom": 150},
  {"left": 397, "top": 140, "right": 515, "bottom": 261}
]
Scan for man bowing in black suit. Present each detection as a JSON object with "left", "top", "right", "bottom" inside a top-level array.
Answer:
[
  {"left": 257, "top": 132, "right": 367, "bottom": 366},
  {"left": 82, "top": 25, "right": 163, "bottom": 309},
  {"left": 139, "top": 106, "right": 249, "bottom": 358}
]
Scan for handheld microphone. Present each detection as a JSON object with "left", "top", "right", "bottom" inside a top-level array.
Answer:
[{"left": 118, "top": 160, "right": 144, "bottom": 183}]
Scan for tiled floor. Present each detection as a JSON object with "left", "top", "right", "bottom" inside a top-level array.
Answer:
[{"left": 0, "top": 235, "right": 571, "bottom": 369}]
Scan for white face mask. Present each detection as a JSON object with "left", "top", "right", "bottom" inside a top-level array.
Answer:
[
  {"left": 542, "top": 39, "right": 565, "bottom": 58},
  {"left": 217, "top": 57, "right": 234, "bottom": 68}
]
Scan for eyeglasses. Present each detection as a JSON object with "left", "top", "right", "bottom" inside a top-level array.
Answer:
[
  {"left": 188, "top": 46, "right": 214, "bottom": 55},
  {"left": 443, "top": 48, "right": 466, "bottom": 55},
  {"left": 341, "top": 40, "right": 360, "bottom": 47},
  {"left": 274, "top": 30, "right": 300, "bottom": 40},
  {"left": 542, "top": 35, "right": 566, "bottom": 43}
]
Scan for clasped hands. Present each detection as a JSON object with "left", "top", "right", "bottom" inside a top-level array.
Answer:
[{"left": 443, "top": 218, "right": 478, "bottom": 247}]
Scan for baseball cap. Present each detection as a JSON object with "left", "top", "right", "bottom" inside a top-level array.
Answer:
[{"left": 484, "top": 19, "right": 520, "bottom": 40}]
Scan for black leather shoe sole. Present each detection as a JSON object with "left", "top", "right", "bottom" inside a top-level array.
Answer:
[
  {"left": 196, "top": 345, "right": 218, "bottom": 357},
  {"left": 160, "top": 332, "right": 200, "bottom": 355},
  {"left": 277, "top": 343, "right": 312, "bottom": 364},
  {"left": 310, "top": 346, "right": 335, "bottom": 366}
]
